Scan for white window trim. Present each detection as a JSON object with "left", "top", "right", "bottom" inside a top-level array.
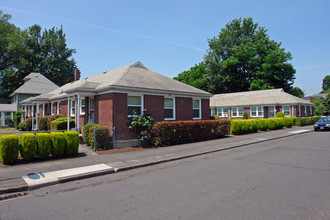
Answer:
[
  {"left": 70, "top": 99, "right": 75, "bottom": 117},
  {"left": 304, "top": 106, "right": 307, "bottom": 116},
  {"left": 217, "top": 107, "right": 228, "bottom": 117},
  {"left": 310, "top": 106, "right": 312, "bottom": 115},
  {"left": 80, "top": 98, "right": 85, "bottom": 115},
  {"left": 298, "top": 105, "right": 301, "bottom": 116},
  {"left": 193, "top": 98, "right": 201, "bottom": 120},
  {"left": 164, "top": 97, "right": 175, "bottom": 120},
  {"left": 57, "top": 102, "right": 60, "bottom": 115},
  {"left": 231, "top": 107, "right": 244, "bottom": 117},
  {"left": 42, "top": 104, "right": 45, "bottom": 116},
  {"left": 282, "top": 105, "right": 291, "bottom": 117},
  {"left": 250, "top": 106, "right": 264, "bottom": 117},
  {"left": 89, "top": 98, "right": 94, "bottom": 111},
  {"left": 128, "top": 94, "right": 144, "bottom": 117}
]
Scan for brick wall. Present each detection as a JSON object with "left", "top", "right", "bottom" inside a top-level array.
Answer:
[
  {"left": 175, "top": 97, "right": 193, "bottom": 120},
  {"left": 201, "top": 99, "right": 210, "bottom": 120},
  {"left": 244, "top": 107, "right": 250, "bottom": 119},
  {"left": 144, "top": 95, "right": 164, "bottom": 122},
  {"left": 95, "top": 93, "right": 113, "bottom": 128},
  {"left": 60, "top": 100, "right": 68, "bottom": 116}
]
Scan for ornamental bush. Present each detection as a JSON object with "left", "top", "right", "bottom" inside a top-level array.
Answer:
[
  {"left": 50, "top": 132, "right": 66, "bottom": 157},
  {"left": 38, "top": 116, "right": 48, "bottom": 131},
  {"left": 25, "top": 117, "right": 34, "bottom": 131},
  {"left": 47, "top": 114, "right": 64, "bottom": 130},
  {"left": 276, "top": 112, "right": 285, "bottom": 118},
  {"left": 88, "top": 125, "right": 111, "bottom": 150},
  {"left": 14, "top": 111, "right": 24, "bottom": 129},
  {"left": 36, "top": 133, "right": 51, "bottom": 159},
  {"left": 243, "top": 112, "right": 248, "bottom": 120},
  {"left": 153, "top": 120, "right": 231, "bottom": 147},
  {"left": 50, "top": 117, "right": 75, "bottom": 130},
  {"left": 284, "top": 117, "right": 294, "bottom": 128},
  {"left": 19, "top": 133, "right": 37, "bottom": 161},
  {"left": 0, "top": 135, "right": 19, "bottom": 164},
  {"left": 64, "top": 131, "right": 79, "bottom": 156},
  {"left": 210, "top": 115, "right": 220, "bottom": 120},
  {"left": 82, "top": 123, "right": 98, "bottom": 145},
  {"left": 295, "top": 116, "right": 320, "bottom": 126},
  {"left": 128, "top": 114, "right": 154, "bottom": 146}
]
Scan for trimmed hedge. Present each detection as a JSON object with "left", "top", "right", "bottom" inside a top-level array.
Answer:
[
  {"left": 276, "top": 112, "right": 285, "bottom": 118},
  {"left": 210, "top": 115, "right": 219, "bottom": 120},
  {"left": 25, "top": 117, "right": 34, "bottom": 131},
  {"left": 20, "top": 133, "right": 37, "bottom": 161},
  {"left": 64, "top": 131, "right": 79, "bottom": 156},
  {"left": 47, "top": 114, "right": 64, "bottom": 130},
  {"left": 88, "top": 125, "right": 111, "bottom": 149},
  {"left": 231, "top": 117, "right": 294, "bottom": 135},
  {"left": 0, "top": 135, "right": 19, "bottom": 164},
  {"left": 152, "top": 120, "right": 231, "bottom": 147},
  {"left": 36, "top": 133, "right": 52, "bottom": 159},
  {"left": 50, "top": 117, "right": 75, "bottom": 130},
  {"left": 295, "top": 116, "right": 320, "bottom": 126},
  {"left": 82, "top": 123, "right": 98, "bottom": 145},
  {"left": 50, "top": 132, "right": 66, "bottom": 157}
]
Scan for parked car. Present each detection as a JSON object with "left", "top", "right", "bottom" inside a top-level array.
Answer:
[{"left": 314, "top": 117, "right": 330, "bottom": 131}]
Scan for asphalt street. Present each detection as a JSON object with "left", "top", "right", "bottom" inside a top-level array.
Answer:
[{"left": 0, "top": 131, "right": 329, "bottom": 220}]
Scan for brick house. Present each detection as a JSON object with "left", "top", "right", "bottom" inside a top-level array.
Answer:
[
  {"left": 22, "top": 62, "right": 212, "bottom": 147},
  {"left": 210, "top": 89, "right": 314, "bottom": 119}
]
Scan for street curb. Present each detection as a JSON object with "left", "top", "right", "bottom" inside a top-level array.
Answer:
[{"left": 0, "top": 129, "right": 313, "bottom": 195}]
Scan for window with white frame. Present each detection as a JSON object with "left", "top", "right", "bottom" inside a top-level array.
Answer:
[
  {"left": 298, "top": 105, "right": 301, "bottom": 116},
  {"left": 193, "top": 99, "right": 201, "bottom": 119},
  {"left": 304, "top": 106, "right": 307, "bottom": 116},
  {"left": 70, "top": 99, "right": 75, "bottom": 116},
  {"left": 310, "top": 106, "right": 312, "bottom": 115},
  {"left": 250, "top": 106, "right": 264, "bottom": 117},
  {"left": 89, "top": 98, "right": 94, "bottom": 122},
  {"left": 128, "top": 95, "right": 142, "bottom": 117},
  {"left": 283, "top": 105, "right": 291, "bottom": 117},
  {"left": 232, "top": 107, "right": 244, "bottom": 117},
  {"left": 217, "top": 108, "right": 228, "bottom": 117},
  {"left": 80, "top": 98, "right": 85, "bottom": 115},
  {"left": 164, "top": 97, "right": 175, "bottom": 120},
  {"left": 57, "top": 102, "right": 61, "bottom": 114},
  {"left": 51, "top": 103, "right": 54, "bottom": 115}
]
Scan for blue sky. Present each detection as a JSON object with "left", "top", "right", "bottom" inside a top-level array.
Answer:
[{"left": 0, "top": 0, "right": 329, "bottom": 96}]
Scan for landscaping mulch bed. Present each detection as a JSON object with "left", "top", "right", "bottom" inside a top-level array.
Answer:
[{"left": 95, "top": 146, "right": 154, "bottom": 155}]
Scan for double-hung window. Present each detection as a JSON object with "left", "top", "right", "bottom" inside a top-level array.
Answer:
[
  {"left": 57, "top": 102, "right": 61, "bottom": 114},
  {"left": 298, "top": 105, "right": 301, "bottom": 116},
  {"left": 304, "top": 106, "right": 307, "bottom": 116},
  {"left": 128, "top": 95, "right": 142, "bottom": 117},
  {"left": 70, "top": 99, "right": 75, "bottom": 116},
  {"left": 310, "top": 106, "right": 312, "bottom": 115},
  {"left": 80, "top": 98, "right": 85, "bottom": 115},
  {"left": 217, "top": 108, "right": 228, "bottom": 117},
  {"left": 164, "top": 97, "right": 175, "bottom": 120},
  {"left": 232, "top": 107, "right": 243, "bottom": 117},
  {"left": 282, "top": 105, "right": 290, "bottom": 117},
  {"left": 250, "top": 106, "right": 264, "bottom": 117},
  {"left": 89, "top": 98, "right": 94, "bottom": 122},
  {"left": 193, "top": 99, "right": 201, "bottom": 119}
]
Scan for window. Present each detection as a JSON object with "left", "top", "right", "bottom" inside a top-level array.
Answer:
[
  {"left": 217, "top": 108, "right": 228, "bottom": 117},
  {"left": 193, "top": 99, "right": 201, "bottom": 119},
  {"left": 128, "top": 95, "right": 142, "bottom": 117},
  {"left": 310, "top": 106, "right": 312, "bottom": 115},
  {"left": 51, "top": 103, "right": 54, "bottom": 115},
  {"left": 298, "top": 105, "right": 301, "bottom": 116},
  {"left": 250, "top": 106, "right": 264, "bottom": 117},
  {"left": 304, "top": 106, "right": 307, "bottom": 116},
  {"left": 89, "top": 98, "right": 94, "bottom": 123},
  {"left": 57, "top": 102, "right": 61, "bottom": 114},
  {"left": 164, "top": 97, "right": 175, "bottom": 120},
  {"left": 42, "top": 104, "right": 45, "bottom": 116},
  {"left": 70, "top": 99, "right": 75, "bottom": 116},
  {"left": 283, "top": 105, "right": 291, "bottom": 117},
  {"left": 80, "top": 98, "right": 85, "bottom": 115},
  {"left": 232, "top": 107, "right": 243, "bottom": 117}
]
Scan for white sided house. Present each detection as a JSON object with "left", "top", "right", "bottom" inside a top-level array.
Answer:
[{"left": 210, "top": 89, "right": 314, "bottom": 119}]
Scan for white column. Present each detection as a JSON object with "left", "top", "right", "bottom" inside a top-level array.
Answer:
[
  {"left": 1, "top": 112, "right": 5, "bottom": 126},
  {"left": 36, "top": 103, "right": 39, "bottom": 130},
  {"left": 77, "top": 95, "right": 80, "bottom": 133},
  {"left": 32, "top": 106, "right": 34, "bottom": 130},
  {"left": 67, "top": 96, "right": 70, "bottom": 130}
]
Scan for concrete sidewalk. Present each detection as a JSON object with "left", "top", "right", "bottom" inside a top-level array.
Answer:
[{"left": 0, "top": 126, "right": 314, "bottom": 195}]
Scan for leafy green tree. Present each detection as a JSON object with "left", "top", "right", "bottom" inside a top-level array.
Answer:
[
  {"left": 174, "top": 62, "right": 208, "bottom": 92},
  {"left": 322, "top": 75, "right": 330, "bottom": 93},
  {"left": 0, "top": 11, "right": 76, "bottom": 98},
  {"left": 323, "top": 94, "right": 330, "bottom": 115},
  {"left": 176, "top": 17, "right": 295, "bottom": 94},
  {"left": 290, "top": 87, "right": 304, "bottom": 98}
]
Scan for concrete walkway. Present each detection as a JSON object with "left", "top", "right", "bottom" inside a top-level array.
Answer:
[{"left": 0, "top": 126, "right": 314, "bottom": 195}]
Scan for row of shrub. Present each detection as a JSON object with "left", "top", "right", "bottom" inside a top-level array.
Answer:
[
  {"left": 294, "top": 116, "right": 320, "bottom": 126},
  {"left": 231, "top": 117, "right": 294, "bottom": 135},
  {"left": 18, "top": 115, "right": 75, "bottom": 131},
  {"left": 82, "top": 124, "right": 112, "bottom": 150},
  {"left": 152, "top": 120, "right": 231, "bottom": 146},
  {"left": 0, "top": 131, "right": 79, "bottom": 165}
]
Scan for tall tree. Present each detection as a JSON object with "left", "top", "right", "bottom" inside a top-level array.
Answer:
[
  {"left": 290, "top": 87, "right": 304, "bottom": 98},
  {"left": 322, "top": 75, "right": 330, "bottom": 93},
  {"left": 0, "top": 11, "right": 76, "bottom": 98},
  {"left": 175, "top": 17, "right": 296, "bottom": 94}
]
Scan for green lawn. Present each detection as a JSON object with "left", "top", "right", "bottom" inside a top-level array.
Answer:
[{"left": 0, "top": 127, "right": 17, "bottom": 136}]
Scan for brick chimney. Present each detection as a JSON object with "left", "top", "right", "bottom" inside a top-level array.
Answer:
[{"left": 74, "top": 68, "right": 81, "bottom": 81}]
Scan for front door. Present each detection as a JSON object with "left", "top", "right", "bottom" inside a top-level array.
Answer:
[{"left": 268, "top": 106, "right": 275, "bottom": 118}]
